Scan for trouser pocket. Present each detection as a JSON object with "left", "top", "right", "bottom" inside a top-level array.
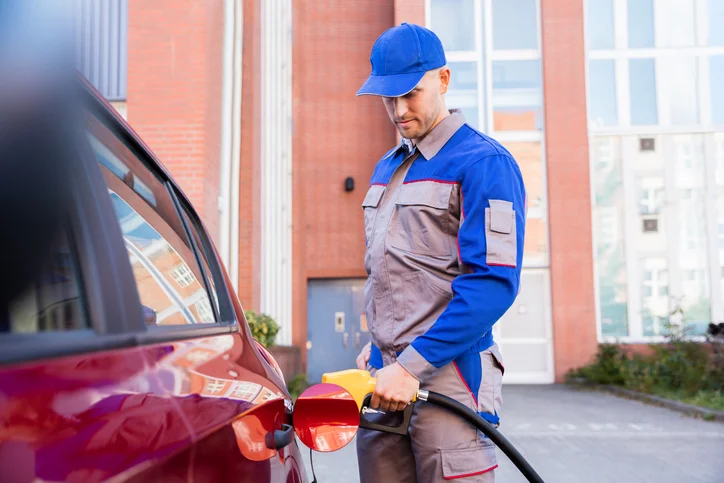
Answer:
[
  {"left": 478, "top": 347, "right": 504, "bottom": 426},
  {"left": 440, "top": 442, "right": 497, "bottom": 481}
]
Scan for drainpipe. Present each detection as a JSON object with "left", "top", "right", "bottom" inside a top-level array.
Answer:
[
  {"left": 219, "top": 0, "right": 243, "bottom": 293},
  {"left": 229, "top": 0, "right": 243, "bottom": 293},
  {"left": 218, "top": 0, "right": 234, "bottom": 270}
]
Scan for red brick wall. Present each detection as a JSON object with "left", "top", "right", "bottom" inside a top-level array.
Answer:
[
  {"left": 127, "top": 0, "right": 224, "bottom": 244},
  {"left": 293, "top": 0, "right": 397, "bottom": 367},
  {"left": 540, "top": 0, "right": 598, "bottom": 381},
  {"left": 237, "top": 0, "right": 262, "bottom": 310},
  {"left": 395, "top": 0, "right": 425, "bottom": 25}
]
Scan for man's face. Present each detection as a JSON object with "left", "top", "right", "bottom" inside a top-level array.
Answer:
[{"left": 382, "top": 68, "right": 450, "bottom": 143}]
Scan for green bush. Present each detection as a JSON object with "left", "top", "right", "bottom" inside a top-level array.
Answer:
[
  {"left": 567, "top": 344, "right": 628, "bottom": 386},
  {"left": 648, "top": 340, "right": 709, "bottom": 395},
  {"left": 567, "top": 329, "right": 724, "bottom": 411},
  {"left": 244, "top": 310, "right": 279, "bottom": 348},
  {"left": 287, "top": 374, "right": 310, "bottom": 400}
]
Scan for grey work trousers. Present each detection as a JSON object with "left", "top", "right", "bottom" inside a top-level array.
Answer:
[{"left": 356, "top": 346, "right": 504, "bottom": 482}]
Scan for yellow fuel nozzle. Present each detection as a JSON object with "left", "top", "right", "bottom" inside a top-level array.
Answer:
[{"left": 321, "top": 369, "right": 417, "bottom": 410}]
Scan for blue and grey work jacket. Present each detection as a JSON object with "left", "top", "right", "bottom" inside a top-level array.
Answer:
[{"left": 363, "top": 111, "right": 527, "bottom": 382}]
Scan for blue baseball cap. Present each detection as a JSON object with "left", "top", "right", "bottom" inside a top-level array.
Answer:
[{"left": 356, "top": 23, "right": 447, "bottom": 98}]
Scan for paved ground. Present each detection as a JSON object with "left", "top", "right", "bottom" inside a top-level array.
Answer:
[{"left": 299, "top": 384, "right": 724, "bottom": 482}]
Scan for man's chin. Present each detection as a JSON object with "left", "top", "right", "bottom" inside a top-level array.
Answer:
[{"left": 397, "top": 128, "right": 418, "bottom": 140}]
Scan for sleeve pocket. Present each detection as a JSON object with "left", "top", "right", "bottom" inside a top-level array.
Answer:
[{"left": 485, "top": 199, "right": 517, "bottom": 267}]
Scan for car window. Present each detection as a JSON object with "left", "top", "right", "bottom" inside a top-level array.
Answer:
[
  {"left": 86, "top": 114, "right": 216, "bottom": 326},
  {"left": 179, "top": 205, "right": 226, "bottom": 321},
  {"left": 3, "top": 230, "right": 88, "bottom": 333}
]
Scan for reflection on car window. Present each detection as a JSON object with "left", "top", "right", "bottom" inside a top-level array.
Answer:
[
  {"left": 4, "top": 230, "right": 88, "bottom": 333},
  {"left": 110, "top": 191, "right": 214, "bottom": 325},
  {"left": 86, "top": 114, "right": 216, "bottom": 326},
  {"left": 180, "top": 208, "right": 222, "bottom": 319}
]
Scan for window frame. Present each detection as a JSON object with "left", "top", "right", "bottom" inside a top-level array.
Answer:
[
  {"left": 426, "top": 0, "right": 551, "bottom": 269},
  {"left": 172, "top": 192, "right": 236, "bottom": 325},
  {"left": 584, "top": 0, "right": 724, "bottom": 133},
  {"left": 88, "top": 83, "right": 241, "bottom": 339},
  {"left": 0, "top": 79, "right": 240, "bottom": 366},
  {"left": 585, "top": 0, "right": 724, "bottom": 343},
  {"left": 590, "top": 134, "right": 722, "bottom": 344}
]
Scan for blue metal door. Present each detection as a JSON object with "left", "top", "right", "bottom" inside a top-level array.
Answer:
[{"left": 306, "top": 278, "right": 371, "bottom": 383}]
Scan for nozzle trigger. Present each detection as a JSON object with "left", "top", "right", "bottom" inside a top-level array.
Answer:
[{"left": 358, "top": 393, "right": 414, "bottom": 436}]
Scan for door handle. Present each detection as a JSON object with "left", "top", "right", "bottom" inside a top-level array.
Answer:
[
  {"left": 355, "top": 332, "right": 360, "bottom": 349},
  {"left": 343, "top": 332, "right": 348, "bottom": 348}
]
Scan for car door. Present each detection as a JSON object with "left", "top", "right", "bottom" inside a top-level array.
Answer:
[
  {"left": 0, "top": 81, "right": 305, "bottom": 483},
  {"left": 0, "top": 86, "right": 194, "bottom": 482},
  {"left": 81, "top": 85, "right": 305, "bottom": 482}
]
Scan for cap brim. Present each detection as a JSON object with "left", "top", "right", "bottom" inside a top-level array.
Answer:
[{"left": 356, "top": 71, "right": 426, "bottom": 97}]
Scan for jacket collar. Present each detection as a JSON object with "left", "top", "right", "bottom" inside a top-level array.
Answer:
[{"left": 399, "top": 109, "right": 466, "bottom": 160}]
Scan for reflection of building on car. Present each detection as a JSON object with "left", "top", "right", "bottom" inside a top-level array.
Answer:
[{"left": 0, "top": 77, "right": 313, "bottom": 482}]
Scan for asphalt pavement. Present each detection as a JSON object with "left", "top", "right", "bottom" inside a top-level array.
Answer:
[{"left": 299, "top": 384, "right": 724, "bottom": 482}]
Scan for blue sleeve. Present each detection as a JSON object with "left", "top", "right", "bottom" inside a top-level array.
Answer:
[{"left": 396, "top": 154, "right": 526, "bottom": 381}]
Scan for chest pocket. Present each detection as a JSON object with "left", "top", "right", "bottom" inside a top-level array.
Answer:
[
  {"left": 362, "top": 185, "right": 386, "bottom": 246},
  {"left": 390, "top": 181, "right": 454, "bottom": 257}
]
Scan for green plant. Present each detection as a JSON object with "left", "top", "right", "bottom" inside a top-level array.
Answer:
[
  {"left": 287, "top": 373, "right": 310, "bottom": 400},
  {"left": 649, "top": 340, "right": 709, "bottom": 395},
  {"left": 566, "top": 308, "right": 724, "bottom": 411},
  {"left": 244, "top": 310, "right": 279, "bottom": 348},
  {"left": 567, "top": 343, "right": 629, "bottom": 386}
]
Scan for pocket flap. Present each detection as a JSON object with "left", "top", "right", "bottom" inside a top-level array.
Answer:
[
  {"left": 362, "top": 185, "right": 386, "bottom": 209},
  {"left": 441, "top": 443, "right": 497, "bottom": 480},
  {"left": 396, "top": 181, "right": 453, "bottom": 209},
  {"left": 489, "top": 199, "right": 514, "bottom": 234},
  {"left": 489, "top": 345, "right": 505, "bottom": 375}
]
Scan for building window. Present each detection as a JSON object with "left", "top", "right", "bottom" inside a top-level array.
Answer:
[
  {"left": 585, "top": 0, "right": 722, "bottom": 129},
  {"left": 428, "top": 0, "right": 548, "bottom": 269},
  {"left": 627, "top": 0, "right": 655, "bottom": 48},
  {"left": 447, "top": 62, "right": 479, "bottom": 129},
  {"left": 629, "top": 59, "right": 658, "bottom": 125},
  {"left": 588, "top": 60, "right": 618, "bottom": 127},
  {"left": 711, "top": 56, "right": 724, "bottom": 125},
  {"left": 591, "top": 135, "right": 721, "bottom": 340},
  {"left": 711, "top": 0, "right": 724, "bottom": 46},
  {"left": 592, "top": 137, "right": 629, "bottom": 338},
  {"left": 429, "top": 0, "right": 476, "bottom": 52},
  {"left": 491, "top": 0, "right": 539, "bottom": 51},
  {"left": 587, "top": 2, "right": 724, "bottom": 340},
  {"left": 586, "top": 0, "right": 614, "bottom": 49},
  {"left": 655, "top": 0, "right": 696, "bottom": 47},
  {"left": 171, "top": 264, "right": 195, "bottom": 288},
  {"left": 492, "top": 60, "right": 543, "bottom": 131},
  {"left": 638, "top": 180, "right": 664, "bottom": 215}
]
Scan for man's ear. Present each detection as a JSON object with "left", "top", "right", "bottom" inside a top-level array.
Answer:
[{"left": 439, "top": 67, "right": 451, "bottom": 95}]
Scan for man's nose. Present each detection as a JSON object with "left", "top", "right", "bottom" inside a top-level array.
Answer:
[{"left": 394, "top": 97, "right": 409, "bottom": 119}]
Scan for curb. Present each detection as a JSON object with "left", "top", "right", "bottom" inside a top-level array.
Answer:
[{"left": 600, "top": 385, "right": 724, "bottom": 422}]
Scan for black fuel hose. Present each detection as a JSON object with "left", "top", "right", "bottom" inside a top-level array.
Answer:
[{"left": 423, "top": 390, "right": 545, "bottom": 483}]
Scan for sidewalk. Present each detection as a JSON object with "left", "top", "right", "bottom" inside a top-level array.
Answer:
[{"left": 300, "top": 384, "right": 724, "bottom": 482}]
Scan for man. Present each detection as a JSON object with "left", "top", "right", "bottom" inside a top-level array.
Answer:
[{"left": 354, "top": 23, "right": 526, "bottom": 482}]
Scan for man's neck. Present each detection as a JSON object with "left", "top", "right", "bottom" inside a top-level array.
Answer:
[{"left": 411, "top": 108, "right": 451, "bottom": 146}]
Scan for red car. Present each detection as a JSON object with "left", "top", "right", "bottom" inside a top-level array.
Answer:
[{"left": 0, "top": 77, "right": 359, "bottom": 482}]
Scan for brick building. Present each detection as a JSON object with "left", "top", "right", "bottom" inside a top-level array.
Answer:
[{"left": 77, "top": 0, "right": 724, "bottom": 383}]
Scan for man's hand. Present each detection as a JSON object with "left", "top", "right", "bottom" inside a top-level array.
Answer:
[
  {"left": 356, "top": 341, "right": 371, "bottom": 370},
  {"left": 371, "top": 362, "right": 420, "bottom": 412}
]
